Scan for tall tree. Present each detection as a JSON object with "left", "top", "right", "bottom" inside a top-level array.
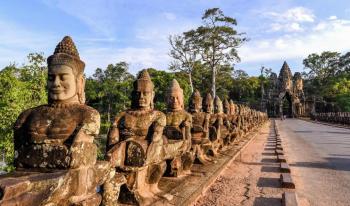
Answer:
[
  {"left": 184, "top": 8, "right": 247, "bottom": 97},
  {"left": 169, "top": 35, "right": 198, "bottom": 92}
]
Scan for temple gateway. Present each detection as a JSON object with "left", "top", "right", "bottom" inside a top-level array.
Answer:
[{"left": 263, "top": 61, "right": 313, "bottom": 118}]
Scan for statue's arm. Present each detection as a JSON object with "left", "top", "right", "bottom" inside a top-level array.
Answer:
[
  {"left": 106, "top": 113, "right": 123, "bottom": 151},
  {"left": 13, "top": 109, "right": 33, "bottom": 151},
  {"left": 184, "top": 114, "right": 192, "bottom": 142},
  {"left": 74, "top": 109, "right": 100, "bottom": 143},
  {"left": 152, "top": 112, "right": 166, "bottom": 143}
]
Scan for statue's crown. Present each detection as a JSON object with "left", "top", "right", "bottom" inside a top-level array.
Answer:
[
  {"left": 48, "top": 36, "right": 85, "bottom": 74},
  {"left": 168, "top": 79, "right": 183, "bottom": 94},
  {"left": 54, "top": 36, "right": 80, "bottom": 58},
  {"left": 191, "top": 90, "right": 202, "bottom": 102},
  {"left": 204, "top": 93, "right": 213, "bottom": 104},
  {"left": 134, "top": 69, "right": 154, "bottom": 91}
]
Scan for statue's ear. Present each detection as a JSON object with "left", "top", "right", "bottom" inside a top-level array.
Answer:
[
  {"left": 77, "top": 75, "right": 86, "bottom": 104},
  {"left": 150, "top": 91, "right": 155, "bottom": 109}
]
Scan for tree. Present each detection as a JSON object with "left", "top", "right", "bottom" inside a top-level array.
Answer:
[
  {"left": 169, "top": 35, "right": 198, "bottom": 92},
  {"left": 184, "top": 8, "right": 247, "bottom": 97},
  {"left": 86, "top": 62, "right": 134, "bottom": 125},
  {"left": 303, "top": 51, "right": 341, "bottom": 81},
  {"left": 0, "top": 53, "right": 47, "bottom": 170}
]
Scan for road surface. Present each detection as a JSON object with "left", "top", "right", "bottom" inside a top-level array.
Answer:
[{"left": 278, "top": 119, "right": 350, "bottom": 206}]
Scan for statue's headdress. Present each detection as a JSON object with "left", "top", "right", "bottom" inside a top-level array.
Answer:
[
  {"left": 47, "top": 36, "right": 85, "bottom": 75},
  {"left": 229, "top": 100, "right": 236, "bottom": 115},
  {"left": 214, "top": 96, "right": 223, "bottom": 114},
  {"left": 189, "top": 90, "right": 202, "bottom": 112},
  {"left": 134, "top": 69, "right": 154, "bottom": 92},
  {"left": 203, "top": 93, "right": 213, "bottom": 113},
  {"left": 223, "top": 99, "right": 230, "bottom": 114}
]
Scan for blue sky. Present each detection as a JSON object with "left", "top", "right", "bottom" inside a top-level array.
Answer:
[{"left": 1, "top": 0, "right": 350, "bottom": 76}]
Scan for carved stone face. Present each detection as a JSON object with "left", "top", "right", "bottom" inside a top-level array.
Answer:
[
  {"left": 48, "top": 65, "right": 77, "bottom": 102},
  {"left": 167, "top": 92, "right": 183, "bottom": 111},
  {"left": 191, "top": 99, "right": 201, "bottom": 113},
  {"left": 134, "top": 90, "right": 154, "bottom": 110}
]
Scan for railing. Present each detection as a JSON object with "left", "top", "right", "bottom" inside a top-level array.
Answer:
[{"left": 310, "top": 112, "right": 350, "bottom": 126}]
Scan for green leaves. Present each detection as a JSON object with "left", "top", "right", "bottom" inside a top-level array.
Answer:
[{"left": 0, "top": 53, "right": 47, "bottom": 170}]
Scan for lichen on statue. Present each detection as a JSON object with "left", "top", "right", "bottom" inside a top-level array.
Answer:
[
  {"left": 106, "top": 69, "right": 168, "bottom": 205},
  {"left": 163, "top": 79, "right": 193, "bottom": 176}
]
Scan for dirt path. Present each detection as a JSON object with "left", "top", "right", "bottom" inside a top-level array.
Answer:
[{"left": 194, "top": 122, "right": 284, "bottom": 206}]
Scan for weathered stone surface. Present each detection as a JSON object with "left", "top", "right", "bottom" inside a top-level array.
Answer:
[
  {"left": 282, "top": 192, "right": 298, "bottom": 206},
  {"left": 280, "top": 173, "right": 295, "bottom": 189}
]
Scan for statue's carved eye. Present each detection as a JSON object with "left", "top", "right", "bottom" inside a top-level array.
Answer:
[{"left": 48, "top": 75, "right": 55, "bottom": 81}]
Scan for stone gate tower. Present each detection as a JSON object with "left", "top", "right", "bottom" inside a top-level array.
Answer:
[{"left": 265, "top": 61, "right": 305, "bottom": 117}]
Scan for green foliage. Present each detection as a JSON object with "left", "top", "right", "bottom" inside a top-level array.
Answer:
[
  {"left": 85, "top": 62, "right": 134, "bottom": 125},
  {"left": 302, "top": 51, "right": 350, "bottom": 111},
  {"left": 0, "top": 53, "right": 47, "bottom": 170}
]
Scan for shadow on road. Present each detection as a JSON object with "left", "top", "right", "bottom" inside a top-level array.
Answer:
[
  {"left": 253, "top": 197, "right": 281, "bottom": 206},
  {"left": 261, "top": 166, "right": 280, "bottom": 173},
  {"left": 257, "top": 177, "right": 281, "bottom": 188},
  {"left": 290, "top": 157, "right": 350, "bottom": 171}
]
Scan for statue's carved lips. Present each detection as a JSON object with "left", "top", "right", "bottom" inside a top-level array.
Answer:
[{"left": 50, "top": 89, "right": 64, "bottom": 94}]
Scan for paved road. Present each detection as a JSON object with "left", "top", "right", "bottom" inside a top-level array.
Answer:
[
  {"left": 195, "top": 122, "right": 284, "bottom": 206},
  {"left": 278, "top": 119, "right": 350, "bottom": 206}
]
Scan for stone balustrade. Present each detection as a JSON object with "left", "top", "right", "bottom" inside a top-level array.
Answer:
[{"left": 310, "top": 112, "right": 350, "bottom": 126}]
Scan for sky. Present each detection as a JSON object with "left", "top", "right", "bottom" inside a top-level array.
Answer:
[{"left": 1, "top": 0, "right": 350, "bottom": 77}]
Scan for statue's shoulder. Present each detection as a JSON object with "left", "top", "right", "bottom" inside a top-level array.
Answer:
[
  {"left": 14, "top": 105, "right": 47, "bottom": 129},
  {"left": 77, "top": 104, "right": 100, "bottom": 122}
]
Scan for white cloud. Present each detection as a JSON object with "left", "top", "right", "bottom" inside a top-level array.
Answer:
[
  {"left": 329, "top": 15, "right": 337, "bottom": 20},
  {"left": 239, "top": 17, "right": 350, "bottom": 64},
  {"left": 263, "top": 6, "right": 315, "bottom": 33},
  {"left": 264, "top": 7, "right": 315, "bottom": 23}
]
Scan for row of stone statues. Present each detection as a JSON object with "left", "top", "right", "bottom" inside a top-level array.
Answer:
[
  {"left": 0, "top": 36, "right": 268, "bottom": 206},
  {"left": 310, "top": 112, "right": 350, "bottom": 126}
]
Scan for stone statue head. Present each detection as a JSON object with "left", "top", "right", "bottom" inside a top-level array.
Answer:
[
  {"left": 293, "top": 72, "right": 303, "bottom": 91},
  {"left": 203, "top": 93, "right": 213, "bottom": 114},
  {"left": 229, "top": 100, "right": 236, "bottom": 115},
  {"left": 189, "top": 90, "right": 202, "bottom": 113},
  {"left": 166, "top": 79, "right": 184, "bottom": 111},
  {"left": 131, "top": 69, "right": 155, "bottom": 110},
  {"left": 223, "top": 99, "right": 230, "bottom": 114},
  {"left": 47, "top": 36, "right": 86, "bottom": 104},
  {"left": 214, "top": 96, "right": 223, "bottom": 114}
]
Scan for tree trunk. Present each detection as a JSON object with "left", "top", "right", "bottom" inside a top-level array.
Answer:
[
  {"left": 211, "top": 67, "right": 216, "bottom": 97},
  {"left": 188, "top": 72, "right": 194, "bottom": 93}
]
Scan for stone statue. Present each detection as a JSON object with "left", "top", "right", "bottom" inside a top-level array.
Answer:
[
  {"left": 1, "top": 36, "right": 110, "bottom": 206},
  {"left": 106, "top": 69, "right": 168, "bottom": 205},
  {"left": 229, "top": 100, "right": 240, "bottom": 142},
  {"left": 163, "top": 79, "right": 193, "bottom": 176},
  {"left": 188, "top": 90, "right": 213, "bottom": 164},
  {"left": 203, "top": 93, "right": 221, "bottom": 156},
  {"left": 213, "top": 96, "right": 230, "bottom": 148}
]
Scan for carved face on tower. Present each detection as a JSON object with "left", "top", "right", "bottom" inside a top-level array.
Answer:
[
  {"left": 203, "top": 93, "right": 213, "bottom": 114},
  {"left": 166, "top": 79, "right": 184, "bottom": 111},
  {"left": 47, "top": 36, "right": 85, "bottom": 103},
  {"left": 293, "top": 72, "right": 303, "bottom": 91},
  {"left": 189, "top": 90, "right": 202, "bottom": 113},
  {"left": 131, "top": 70, "right": 155, "bottom": 110}
]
